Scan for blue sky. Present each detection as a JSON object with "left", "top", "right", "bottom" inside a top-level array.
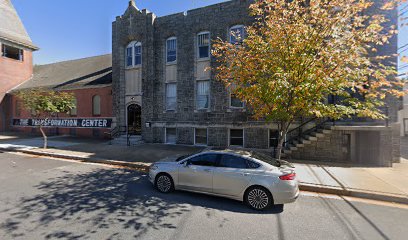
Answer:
[
  {"left": 12, "top": 0, "right": 408, "bottom": 68},
  {"left": 13, "top": 0, "right": 226, "bottom": 65}
]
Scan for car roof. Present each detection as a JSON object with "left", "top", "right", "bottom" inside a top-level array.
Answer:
[{"left": 201, "top": 149, "right": 252, "bottom": 158}]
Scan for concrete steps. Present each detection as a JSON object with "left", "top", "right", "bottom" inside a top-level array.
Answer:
[{"left": 283, "top": 125, "right": 334, "bottom": 159}]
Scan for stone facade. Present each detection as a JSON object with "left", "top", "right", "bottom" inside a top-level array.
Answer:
[
  {"left": 112, "top": 0, "right": 400, "bottom": 164},
  {"left": 112, "top": 0, "right": 269, "bottom": 147}
]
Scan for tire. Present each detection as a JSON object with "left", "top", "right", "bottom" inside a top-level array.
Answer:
[
  {"left": 245, "top": 186, "right": 273, "bottom": 211},
  {"left": 155, "top": 173, "right": 174, "bottom": 193}
]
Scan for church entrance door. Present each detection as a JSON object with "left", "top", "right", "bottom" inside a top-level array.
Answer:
[{"left": 127, "top": 104, "right": 141, "bottom": 135}]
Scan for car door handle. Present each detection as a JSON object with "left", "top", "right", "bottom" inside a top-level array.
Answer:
[
  {"left": 242, "top": 173, "right": 249, "bottom": 177},
  {"left": 203, "top": 169, "right": 212, "bottom": 172}
]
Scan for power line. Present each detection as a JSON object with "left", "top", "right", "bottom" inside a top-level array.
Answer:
[
  {"left": 401, "top": 4, "right": 408, "bottom": 13},
  {"left": 399, "top": 9, "right": 408, "bottom": 17},
  {"left": 399, "top": 47, "right": 408, "bottom": 54},
  {"left": 399, "top": 65, "right": 408, "bottom": 70},
  {"left": 399, "top": 43, "right": 408, "bottom": 50}
]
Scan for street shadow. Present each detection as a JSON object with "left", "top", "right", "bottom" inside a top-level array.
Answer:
[
  {"left": 0, "top": 168, "right": 282, "bottom": 239},
  {"left": 62, "top": 143, "right": 206, "bottom": 164}
]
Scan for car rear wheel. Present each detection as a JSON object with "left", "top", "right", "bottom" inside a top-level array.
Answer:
[
  {"left": 155, "top": 174, "right": 174, "bottom": 193},
  {"left": 245, "top": 186, "right": 272, "bottom": 210}
]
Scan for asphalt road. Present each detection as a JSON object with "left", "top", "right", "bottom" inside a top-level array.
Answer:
[{"left": 0, "top": 152, "right": 407, "bottom": 240}]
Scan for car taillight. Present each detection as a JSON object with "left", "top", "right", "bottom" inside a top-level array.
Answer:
[{"left": 279, "top": 173, "right": 296, "bottom": 180}]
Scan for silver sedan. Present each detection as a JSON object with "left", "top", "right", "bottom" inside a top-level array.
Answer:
[{"left": 149, "top": 150, "right": 299, "bottom": 210}]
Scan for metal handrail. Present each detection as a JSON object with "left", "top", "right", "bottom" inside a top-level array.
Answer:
[
  {"left": 127, "top": 126, "right": 141, "bottom": 146},
  {"left": 283, "top": 118, "right": 333, "bottom": 148},
  {"left": 286, "top": 117, "right": 317, "bottom": 136},
  {"left": 105, "top": 125, "right": 127, "bottom": 139}
]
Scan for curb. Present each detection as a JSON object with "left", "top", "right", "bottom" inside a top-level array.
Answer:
[
  {"left": 300, "top": 183, "right": 408, "bottom": 205},
  {"left": 2, "top": 148, "right": 151, "bottom": 172},
  {"left": 2, "top": 147, "right": 407, "bottom": 205}
]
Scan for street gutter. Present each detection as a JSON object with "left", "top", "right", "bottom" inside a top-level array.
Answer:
[{"left": 1, "top": 147, "right": 407, "bottom": 205}]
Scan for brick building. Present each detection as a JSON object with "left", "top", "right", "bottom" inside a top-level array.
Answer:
[
  {"left": 1, "top": 0, "right": 113, "bottom": 139},
  {"left": 9, "top": 54, "right": 113, "bottom": 138},
  {"left": 0, "top": 0, "right": 38, "bottom": 131},
  {"left": 112, "top": 0, "right": 401, "bottom": 166}
]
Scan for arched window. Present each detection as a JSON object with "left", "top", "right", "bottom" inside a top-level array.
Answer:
[
  {"left": 166, "top": 37, "right": 177, "bottom": 63},
  {"left": 15, "top": 100, "right": 21, "bottom": 117},
  {"left": 126, "top": 44, "right": 133, "bottom": 67},
  {"left": 70, "top": 97, "right": 77, "bottom": 116},
  {"left": 125, "top": 41, "right": 142, "bottom": 67},
  {"left": 92, "top": 95, "right": 101, "bottom": 116},
  {"left": 229, "top": 25, "right": 245, "bottom": 44},
  {"left": 197, "top": 32, "right": 210, "bottom": 59},
  {"left": 134, "top": 42, "right": 142, "bottom": 65}
]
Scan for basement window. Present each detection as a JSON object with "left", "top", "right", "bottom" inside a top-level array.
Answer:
[
  {"left": 195, "top": 128, "right": 208, "bottom": 146},
  {"left": 230, "top": 129, "right": 244, "bottom": 147},
  {"left": 269, "top": 130, "right": 279, "bottom": 148},
  {"left": 166, "top": 128, "right": 177, "bottom": 144},
  {"left": 2, "top": 44, "right": 24, "bottom": 61}
]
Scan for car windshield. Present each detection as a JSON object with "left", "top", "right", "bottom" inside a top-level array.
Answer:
[{"left": 250, "top": 151, "right": 294, "bottom": 168}]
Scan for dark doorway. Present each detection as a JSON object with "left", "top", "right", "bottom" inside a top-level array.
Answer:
[{"left": 127, "top": 104, "right": 141, "bottom": 135}]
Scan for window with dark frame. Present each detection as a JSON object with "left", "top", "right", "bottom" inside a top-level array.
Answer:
[
  {"left": 134, "top": 44, "right": 142, "bottom": 65},
  {"left": 125, "top": 41, "right": 142, "bottom": 67},
  {"left": 195, "top": 128, "right": 207, "bottom": 145},
  {"left": 230, "top": 129, "right": 244, "bottom": 146},
  {"left": 126, "top": 46, "right": 133, "bottom": 67},
  {"left": 230, "top": 25, "right": 245, "bottom": 45},
  {"left": 230, "top": 93, "right": 244, "bottom": 108},
  {"left": 2, "top": 44, "right": 23, "bottom": 61},
  {"left": 197, "top": 32, "right": 210, "bottom": 59},
  {"left": 166, "top": 38, "right": 177, "bottom": 63},
  {"left": 269, "top": 130, "right": 279, "bottom": 148}
]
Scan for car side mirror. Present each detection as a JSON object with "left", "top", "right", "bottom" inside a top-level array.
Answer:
[{"left": 183, "top": 161, "right": 190, "bottom": 167}]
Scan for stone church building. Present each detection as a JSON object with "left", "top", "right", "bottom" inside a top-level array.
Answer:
[
  {"left": 112, "top": 0, "right": 401, "bottom": 166},
  {"left": 2, "top": 0, "right": 400, "bottom": 166}
]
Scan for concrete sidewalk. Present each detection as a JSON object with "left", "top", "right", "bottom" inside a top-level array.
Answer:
[
  {"left": 0, "top": 134, "right": 407, "bottom": 204},
  {"left": 295, "top": 161, "right": 408, "bottom": 203}
]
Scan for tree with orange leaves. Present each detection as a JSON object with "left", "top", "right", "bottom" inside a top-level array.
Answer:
[{"left": 213, "top": 0, "right": 405, "bottom": 160}]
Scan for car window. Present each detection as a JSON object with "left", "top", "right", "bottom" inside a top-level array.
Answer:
[
  {"left": 188, "top": 154, "right": 218, "bottom": 167},
  {"left": 218, "top": 154, "right": 248, "bottom": 169},
  {"left": 176, "top": 154, "right": 193, "bottom": 162},
  {"left": 249, "top": 151, "right": 294, "bottom": 168},
  {"left": 247, "top": 160, "right": 261, "bottom": 169}
]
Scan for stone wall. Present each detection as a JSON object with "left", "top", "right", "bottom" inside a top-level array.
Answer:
[
  {"left": 112, "top": 0, "right": 400, "bottom": 152},
  {"left": 289, "top": 130, "right": 348, "bottom": 162},
  {"left": 392, "top": 123, "right": 401, "bottom": 163}
]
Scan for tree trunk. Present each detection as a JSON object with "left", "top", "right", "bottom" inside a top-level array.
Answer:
[
  {"left": 39, "top": 126, "right": 48, "bottom": 149},
  {"left": 275, "top": 121, "right": 291, "bottom": 160}
]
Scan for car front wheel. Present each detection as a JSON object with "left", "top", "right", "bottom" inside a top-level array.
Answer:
[
  {"left": 155, "top": 174, "right": 174, "bottom": 193},
  {"left": 245, "top": 186, "right": 272, "bottom": 210}
]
